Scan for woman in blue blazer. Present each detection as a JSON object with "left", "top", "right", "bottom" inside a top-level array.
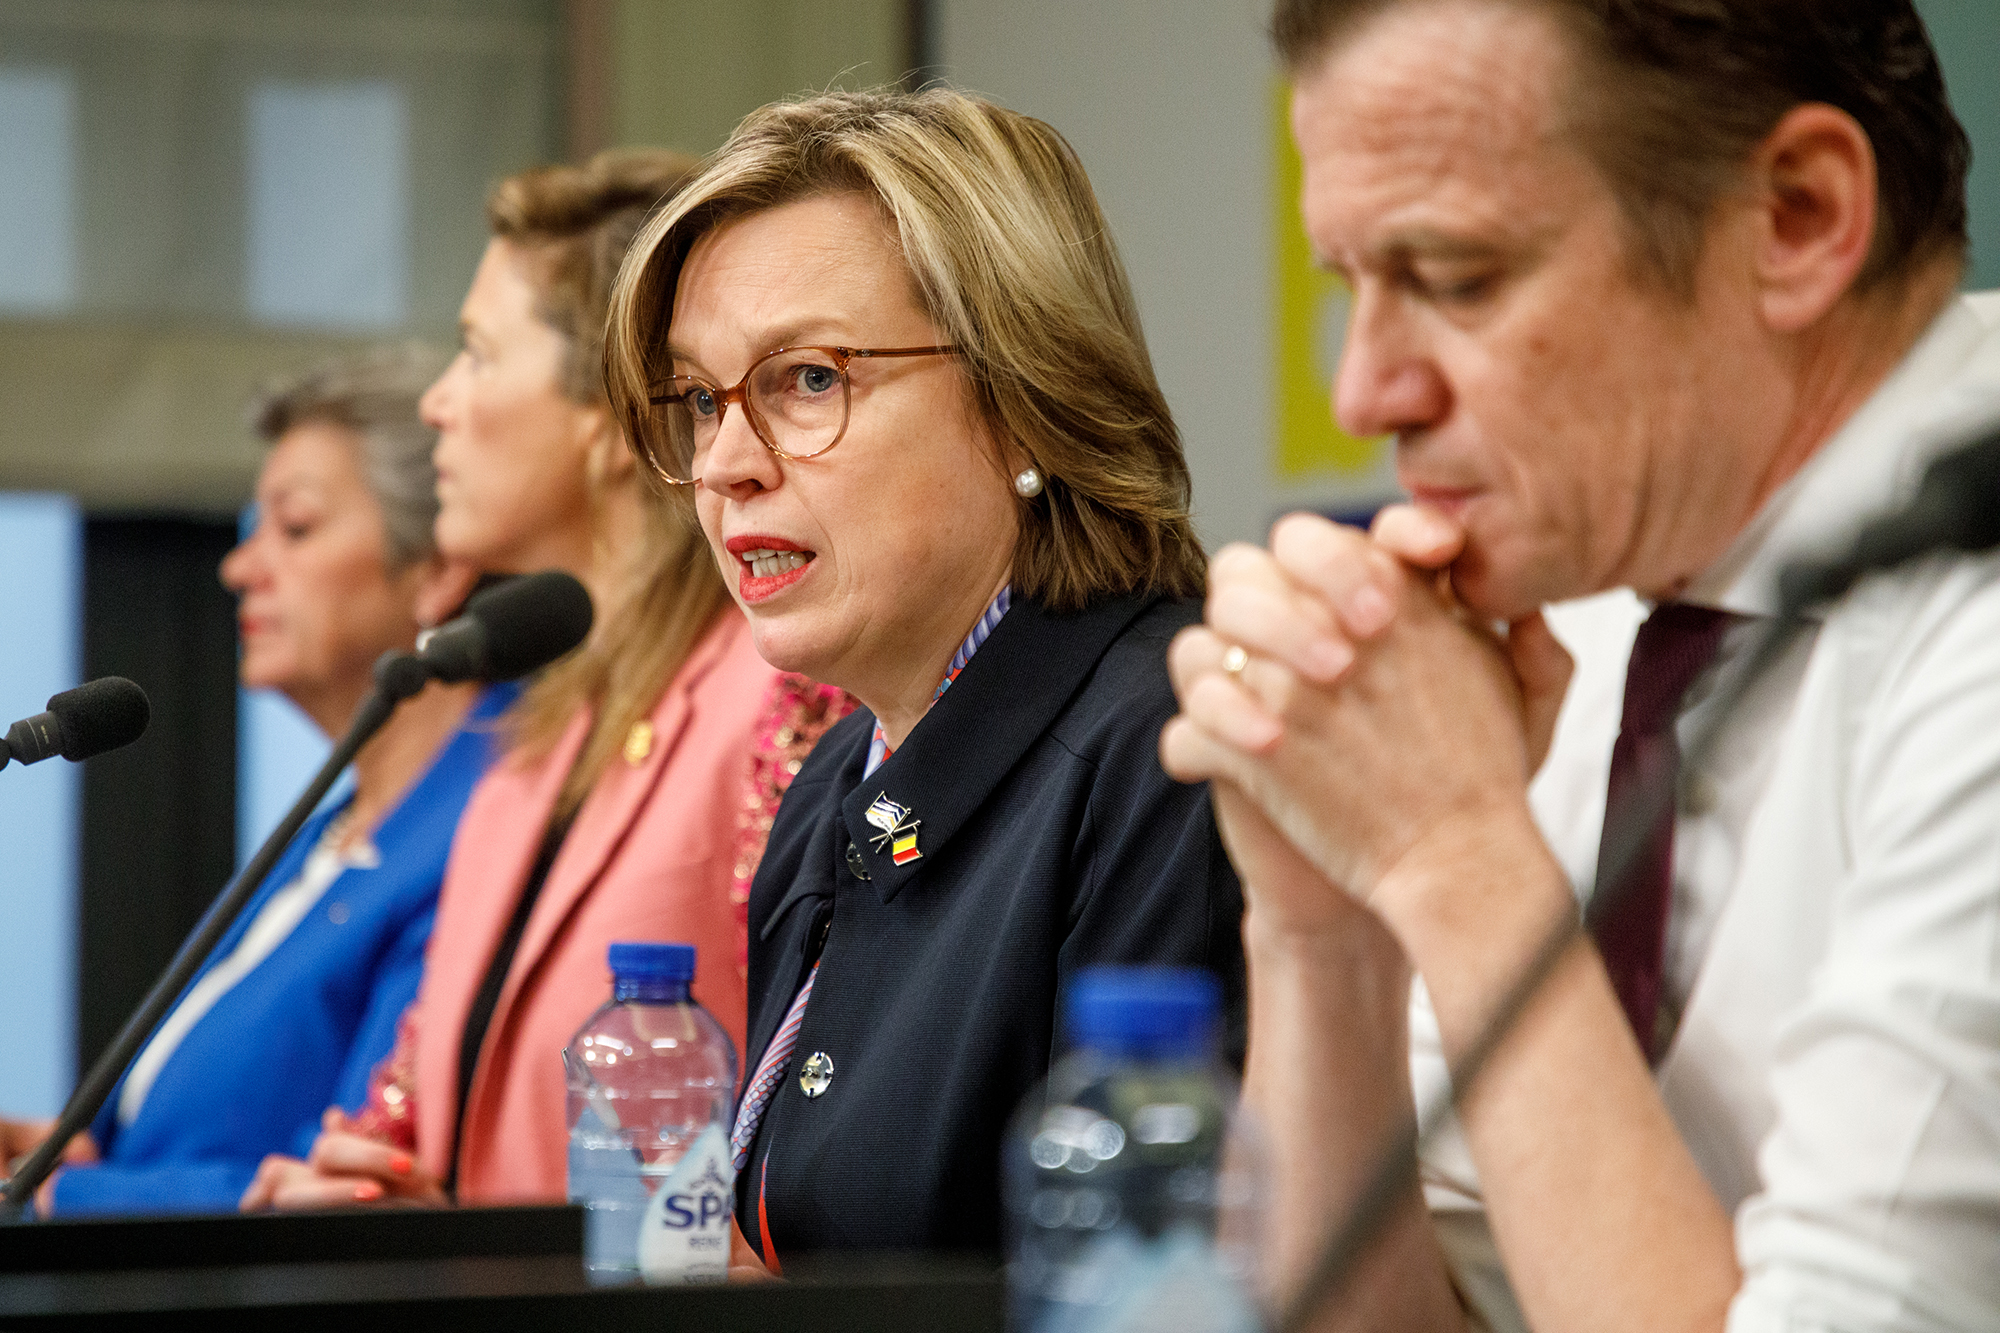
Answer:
[{"left": 3, "top": 350, "right": 510, "bottom": 1215}]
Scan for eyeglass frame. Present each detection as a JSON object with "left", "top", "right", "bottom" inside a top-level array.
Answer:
[{"left": 641, "top": 344, "right": 961, "bottom": 486}]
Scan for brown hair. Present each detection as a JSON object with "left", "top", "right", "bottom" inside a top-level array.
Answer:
[
  {"left": 1271, "top": 0, "right": 1971, "bottom": 295},
  {"left": 489, "top": 150, "right": 734, "bottom": 815},
  {"left": 250, "top": 344, "right": 450, "bottom": 570},
  {"left": 603, "top": 88, "right": 1206, "bottom": 613}
]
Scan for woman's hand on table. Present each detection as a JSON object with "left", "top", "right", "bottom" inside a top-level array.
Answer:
[
  {"left": 3, "top": 1116, "right": 98, "bottom": 1218},
  {"left": 1, "top": 1117, "right": 98, "bottom": 1169},
  {"left": 729, "top": 1218, "right": 780, "bottom": 1282},
  {"left": 239, "top": 1107, "right": 445, "bottom": 1210}
]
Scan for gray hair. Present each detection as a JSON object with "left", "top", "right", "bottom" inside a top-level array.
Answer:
[{"left": 249, "top": 345, "right": 450, "bottom": 570}]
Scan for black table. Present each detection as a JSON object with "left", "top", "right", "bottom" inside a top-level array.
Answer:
[{"left": 0, "top": 1207, "right": 1006, "bottom": 1330}]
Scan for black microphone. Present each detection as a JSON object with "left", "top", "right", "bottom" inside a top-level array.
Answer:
[
  {"left": 411, "top": 570, "right": 595, "bottom": 686},
  {"left": 0, "top": 677, "right": 150, "bottom": 772},
  {"left": 1779, "top": 428, "right": 2000, "bottom": 615}
]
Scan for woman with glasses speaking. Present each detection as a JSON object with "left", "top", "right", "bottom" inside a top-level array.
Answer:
[{"left": 604, "top": 88, "right": 1246, "bottom": 1266}]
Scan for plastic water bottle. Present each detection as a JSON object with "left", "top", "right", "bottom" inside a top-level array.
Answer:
[
  {"left": 564, "top": 941, "right": 738, "bottom": 1284},
  {"left": 1005, "top": 967, "right": 1264, "bottom": 1333}
]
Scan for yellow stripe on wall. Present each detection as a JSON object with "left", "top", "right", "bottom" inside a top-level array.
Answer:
[{"left": 1273, "top": 76, "right": 1389, "bottom": 483}]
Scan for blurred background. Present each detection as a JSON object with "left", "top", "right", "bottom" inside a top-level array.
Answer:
[{"left": 1, "top": 0, "right": 1995, "bottom": 1118}]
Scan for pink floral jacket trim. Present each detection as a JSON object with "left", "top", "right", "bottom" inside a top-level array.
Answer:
[
  {"left": 729, "top": 675, "right": 856, "bottom": 981},
  {"left": 352, "top": 1002, "right": 421, "bottom": 1150}
]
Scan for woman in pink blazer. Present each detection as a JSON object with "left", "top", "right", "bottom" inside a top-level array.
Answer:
[
  {"left": 407, "top": 610, "right": 771, "bottom": 1200},
  {"left": 241, "top": 151, "right": 848, "bottom": 1209}
]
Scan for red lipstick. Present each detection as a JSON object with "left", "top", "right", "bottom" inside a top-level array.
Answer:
[{"left": 725, "top": 534, "right": 815, "bottom": 604}]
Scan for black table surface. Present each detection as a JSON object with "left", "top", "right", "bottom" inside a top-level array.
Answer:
[{"left": 0, "top": 1206, "right": 1007, "bottom": 1331}]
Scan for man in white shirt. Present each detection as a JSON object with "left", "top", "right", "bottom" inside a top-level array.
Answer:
[{"left": 1159, "top": 1, "right": 2000, "bottom": 1331}]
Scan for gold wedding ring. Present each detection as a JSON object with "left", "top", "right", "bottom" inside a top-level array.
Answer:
[{"left": 1221, "top": 644, "right": 1249, "bottom": 678}]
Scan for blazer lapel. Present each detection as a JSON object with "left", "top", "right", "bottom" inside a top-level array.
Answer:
[
  {"left": 757, "top": 721, "right": 869, "bottom": 947},
  {"left": 464, "top": 614, "right": 740, "bottom": 1108},
  {"left": 419, "top": 706, "right": 585, "bottom": 1180},
  {"left": 841, "top": 593, "right": 1157, "bottom": 900},
  {"left": 522, "top": 689, "right": 691, "bottom": 971}
]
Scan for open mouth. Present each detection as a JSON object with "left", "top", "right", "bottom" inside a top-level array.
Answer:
[
  {"left": 725, "top": 535, "right": 816, "bottom": 603},
  {"left": 740, "top": 548, "right": 812, "bottom": 579}
]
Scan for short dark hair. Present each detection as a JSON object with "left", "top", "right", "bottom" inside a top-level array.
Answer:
[{"left": 1272, "top": 0, "right": 1971, "bottom": 294}]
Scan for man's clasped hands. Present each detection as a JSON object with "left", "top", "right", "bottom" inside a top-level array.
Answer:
[{"left": 1162, "top": 502, "right": 1577, "bottom": 987}]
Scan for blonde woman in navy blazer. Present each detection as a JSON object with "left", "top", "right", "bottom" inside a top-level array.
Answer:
[{"left": 604, "top": 89, "right": 1246, "bottom": 1265}]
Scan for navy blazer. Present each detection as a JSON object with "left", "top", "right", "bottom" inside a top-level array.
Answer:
[
  {"left": 739, "top": 593, "right": 1245, "bottom": 1261},
  {"left": 54, "top": 685, "right": 514, "bottom": 1216}
]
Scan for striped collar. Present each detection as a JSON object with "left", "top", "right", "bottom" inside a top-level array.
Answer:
[{"left": 864, "top": 585, "right": 1012, "bottom": 778}]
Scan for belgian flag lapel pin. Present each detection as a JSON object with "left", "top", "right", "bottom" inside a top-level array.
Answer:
[{"left": 865, "top": 794, "right": 923, "bottom": 866}]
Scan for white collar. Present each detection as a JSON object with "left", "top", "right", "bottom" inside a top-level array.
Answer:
[{"left": 1683, "top": 291, "right": 2000, "bottom": 618}]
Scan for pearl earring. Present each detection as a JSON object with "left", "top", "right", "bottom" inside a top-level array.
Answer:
[{"left": 1013, "top": 467, "right": 1044, "bottom": 498}]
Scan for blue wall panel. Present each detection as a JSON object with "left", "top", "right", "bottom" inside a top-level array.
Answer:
[
  {"left": 237, "top": 688, "right": 334, "bottom": 869},
  {"left": 0, "top": 494, "right": 81, "bottom": 1118}
]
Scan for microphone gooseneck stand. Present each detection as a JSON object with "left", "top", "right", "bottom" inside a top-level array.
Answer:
[
  {"left": 1276, "top": 425, "right": 2000, "bottom": 1332},
  {"left": 1, "top": 652, "right": 431, "bottom": 1216}
]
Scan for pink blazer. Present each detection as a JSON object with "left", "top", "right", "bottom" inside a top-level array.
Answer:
[{"left": 413, "top": 611, "right": 776, "bottom": 1202}]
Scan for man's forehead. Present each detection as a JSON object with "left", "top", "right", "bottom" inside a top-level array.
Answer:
[
  {"left": 1320, "top": 4, "right": 1560, "bottom": 138},
  {"left": 1292, "top": 1, "right": 1582, "bottom": 259}
]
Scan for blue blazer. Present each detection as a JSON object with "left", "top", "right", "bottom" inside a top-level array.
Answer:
[{"left": 53, "top": 685, "right": 515, "bottom": 1216}]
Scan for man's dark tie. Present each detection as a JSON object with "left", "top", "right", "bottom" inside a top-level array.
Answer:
[{"left": 1590, "top": 602, "right": 1739, "bottom": 1065}]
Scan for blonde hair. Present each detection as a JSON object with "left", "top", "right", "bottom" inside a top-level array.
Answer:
[
  {"left": 489, "top": 149, "right": 734, "bottom": 815},
  {"left": 604, "top": 88, "right": 1205, "bottom": 612}
]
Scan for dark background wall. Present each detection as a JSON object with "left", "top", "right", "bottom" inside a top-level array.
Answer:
[{"left": 79, "top": 518, "right": 239, "bottom": 1075}]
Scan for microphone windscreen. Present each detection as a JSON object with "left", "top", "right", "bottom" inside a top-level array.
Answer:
[
  {"left": 466, "top": 571, "right": 594, "bottom": 681},
  {"left": 47, "top": 677, "right": 150, "bottom": 761},
  {"left": 1781, "top": 428, "right": 2000, "bottom": 613},
  {"left": 1911, "top": 430, "right": 2000, "bottom": 551}
]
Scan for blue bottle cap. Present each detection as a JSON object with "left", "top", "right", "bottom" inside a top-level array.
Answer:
[
  {"left": 1064, "top": 966, "right": 1221, "bottom": 1057},
  {"left": 607, "top": 941, "right": 696, "bottom": 983}
]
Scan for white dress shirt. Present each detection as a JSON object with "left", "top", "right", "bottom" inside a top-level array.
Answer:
[{"left": 1412, "top": 292, "right": 2000, "bottom": 1333}]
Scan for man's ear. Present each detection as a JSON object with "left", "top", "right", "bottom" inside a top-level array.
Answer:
[
  {"left": 1748, "top": 102, "right": 1878, "bottom": 333},
  {"left": 412, "top": 557, "right": 483, "bottom": 629}
]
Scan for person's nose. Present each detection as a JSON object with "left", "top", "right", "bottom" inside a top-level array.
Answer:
[
  {"left": 698, "top": 399, "right": 784, "bottom": 501},
  {"left": 1332, "top": 283, "right": 1450, "bottom": 440},
  {"left": 220, "top": 523, "right": 267, "bottom": 594},
  {"left": 419, "top": 356, "right": 462, "bottom": 433}
]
